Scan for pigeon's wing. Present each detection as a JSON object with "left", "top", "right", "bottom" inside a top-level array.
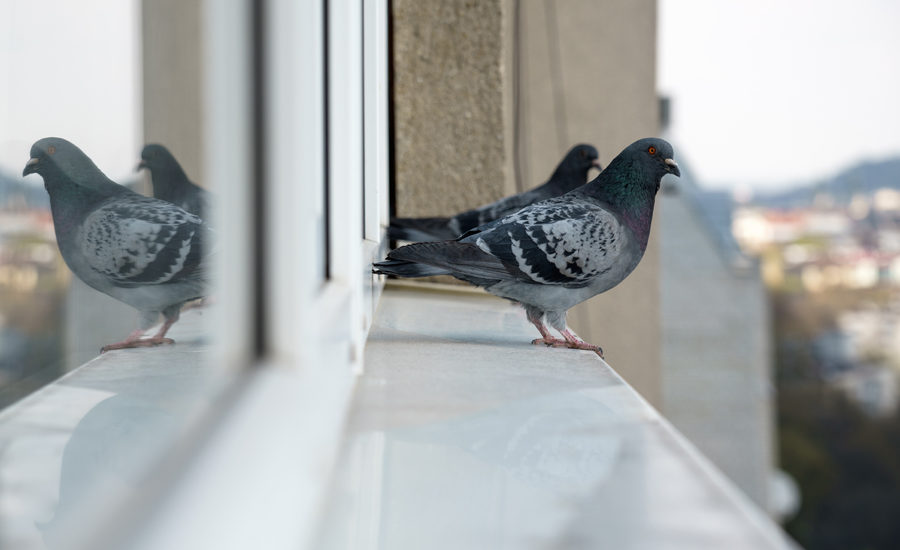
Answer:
[
  {"left": 474, "top": 193, "right": 531, "bottom": 225},
  {"left": 454, "top": 188, "right": 546, "bottom": 234},
  {"left": 387, "top": 186, "right": 552, "bottom": 241},
  {"left": 382, "top": 240, "right": 524, "bottom": 283},
  {"left": 464, "top": 198, "right": 625, "bottom": 287},
  {"left": 79, "top": 196, "right": 207, "bottom": 287}
]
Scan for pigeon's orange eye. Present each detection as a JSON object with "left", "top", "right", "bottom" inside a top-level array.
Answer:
[
  {"left": 648, "top": 146, "right": 656, "bottom": 155},
  {"left": 48, "top": 146, "right": 56, "bottom": 155}
]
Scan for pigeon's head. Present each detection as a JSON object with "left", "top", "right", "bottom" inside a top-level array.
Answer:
[
  {"left": 24, "top": 137, "right": 121, "bottom": 197},
  {"left": 23, "top": 137, "right": 95, "bottom": 181},
  {"left": 564, "top": 144, "right": 602, "bottom": 172},
  {"left": 138, "top": 143, "right": 177, "bottom": 172},
  {"left": 624, "top": 137, "right": 680, "bottom": 187}
]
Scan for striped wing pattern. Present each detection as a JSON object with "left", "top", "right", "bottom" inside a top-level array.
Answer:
[
  {"left": 80, "top": 195, "right": 205, "bottom": 287},
  {"left": 469, "top": 199, "right": 623, "bottom": 287}
]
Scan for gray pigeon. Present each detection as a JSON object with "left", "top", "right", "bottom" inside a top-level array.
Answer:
[
  {"left": 138, "top": 144, "right": 210, "bottom": 219},
  {"left": 373, "top": 138, "right": 680, "bottom": 356},
  {"left": 388, "top": 144, "right": 601, "bottom": 242},
  {"left": 23, "top": 137, "right": 209, "bottom": 352}
]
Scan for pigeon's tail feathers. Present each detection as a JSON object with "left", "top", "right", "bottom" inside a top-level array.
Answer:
[
  {"left": 372, "top": 258, "right": 449, "bottom": 278},
  {"left": 387, "top": 216, "right": 456, "bottom": 242},
  {"left": 381, "top": 241, "right": 519, "bottom": 283}
]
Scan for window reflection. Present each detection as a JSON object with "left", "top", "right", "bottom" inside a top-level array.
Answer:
[
  {"left": 0, "top": 179, "right": 63, "bottom": 404},
  {"left": 0, "top": 0, "right": 220, "bottom": 548},
  {"left": 0, "top": 0, "right": 141, "bottom": 396}
]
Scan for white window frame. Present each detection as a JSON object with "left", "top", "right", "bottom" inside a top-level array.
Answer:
[{"left": 120, "top": 1, "right": 389, "bottom": 549}]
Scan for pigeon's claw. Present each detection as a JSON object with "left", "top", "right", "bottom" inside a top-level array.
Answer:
[
  {"left": 563, "top": 340, "right": 604, "bottom": 357},
  {"left": 560, "top": 328, "right": 604, "bottom": 357},
  {"left": 101, "top": 337, "right": 175, "bottom": 353},
  {"left": 531, "top": 336, "right": 603, "bottom": 357},
  {"left": 531, "top": 337, "right": 569, "bottom": 347}
]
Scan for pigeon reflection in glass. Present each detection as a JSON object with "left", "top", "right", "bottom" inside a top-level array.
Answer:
[{"left": 24, "top": 137, "right": 210, "bottom": 352}]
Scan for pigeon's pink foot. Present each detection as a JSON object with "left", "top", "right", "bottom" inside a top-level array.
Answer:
[
  {"left": 527, "top": 311, "right": 566, "bottom": 348},
  {"left": 101, "top": 337, "right": 175, "bottom": 353},
  {"left": 564, "top": 340, "right": 603, "bottom": 355},
  {"left": 531, "top": 337, "right": 569, "bottom": 347},
  {"left": 561, "top": 329, "right": 604, "bottom": 357}
]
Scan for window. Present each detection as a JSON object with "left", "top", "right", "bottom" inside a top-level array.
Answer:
[
  {"left": 0, "top": 0, "right": 390, "bottom": 548},
  {"left": 0, "top": 0, "right": 143, "bottom": 398}
]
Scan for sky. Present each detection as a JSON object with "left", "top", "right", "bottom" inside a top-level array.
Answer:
[
  {"left": 2, "top": 1, "right": 898, "bottom": 192},
  {"left": 658, "top": 0, "right": 900, "bottom": 190},
  {"left": 0, "top": 0, "right": 140, "bottom": 181}
]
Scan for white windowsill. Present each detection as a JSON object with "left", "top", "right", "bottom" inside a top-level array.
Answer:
[
  {"left": 0, "top": 283, "right": 797, "bottom": 550},
  {"left": 313, "top": 283, "right": 798, "bottom": 550}
]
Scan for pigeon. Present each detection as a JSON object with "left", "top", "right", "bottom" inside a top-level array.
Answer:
[
  {"left": 23, "top": 137, "right": 209, "bottom": 352},
  {"left": 138, "top": 143, "right": 211, "bottom": 219},
  {"left": 373, "top": 138, "right": 680, "bottom": 356},
  {"left": 388, "top": 144, "right": 602, "bottom": 242}
]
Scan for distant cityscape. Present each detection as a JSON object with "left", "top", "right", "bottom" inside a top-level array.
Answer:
[
  {"left": 0, "top": 170, "right": 66, "bottom": 397},
  {"left": 732, "top": 157, "right": 900, "bottom": 417}
]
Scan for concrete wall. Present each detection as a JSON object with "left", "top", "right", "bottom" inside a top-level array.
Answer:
[
  {"left": 392, "top": 0, "right": 513, "bottom": 216},
  {"left": 659, "top": 190, "right": 775, "bottom": 509},
  {"left": 392, "top": 0, "right": 662, "bottom": 403}
]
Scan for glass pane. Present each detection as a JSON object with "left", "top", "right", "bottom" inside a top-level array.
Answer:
[
  {"left": 0, "top": 1, "right": 142, "bottom": 396},
  {"left": 0, "top": 1, "right": 232, "bottom": 547}
]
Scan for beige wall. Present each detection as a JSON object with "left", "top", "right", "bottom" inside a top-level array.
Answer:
[
  {"left": 392, "top": 0, "right": 662, "bottom": 403},
  {"left": 141, "top": 0, "right": 205, "bottom": 186},
  {"left": 659, "top": 189, "right": 775, "bottom": 509},
  {"left": 517, "top": 1, "right": 661, "bottom": 402}
]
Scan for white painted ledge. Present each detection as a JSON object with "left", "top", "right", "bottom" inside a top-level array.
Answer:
[
  {"left": 0, "top": 284, "right": 797, "bottom": 550},
  {"left": 314, "top": 284, "right": 798, "bottom": 550}
]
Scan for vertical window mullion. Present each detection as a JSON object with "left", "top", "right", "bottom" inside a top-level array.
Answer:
[
  {"left": 265, "top": 0, "right": 325, "bottom": 359},
  {"left": 326, "top": 0, "right": 366, "bottom": 365},
  {"left": 209, "top": 0, "right": 255, "bottom": 371},
  {"left": 251, "top": 0, "right": 268, "bottom": 357},
  {"left": 323, "top": 0, "right": 332, "bottom": 280},
  {"left": 327, "top": 0, "right": 362, "bottom": 282},
  {"left": 361, "top": 0, "right": 390, "bottom": 335},
  {"left": 363, "top": 0, "right": 389, "bottom": 243}
]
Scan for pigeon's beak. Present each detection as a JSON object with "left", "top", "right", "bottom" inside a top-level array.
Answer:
[
  {"left": 136, "top": 159, "right": 147, "bottom": 172},
  {"left": 664, "top": 158, "right": 680, "bottom": 177},
  {"left": 591, "top": 159, "right": 602, "bottom": 169},
  {"left": 22, "top": 157, "right": 39, "bottom": 177}
]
